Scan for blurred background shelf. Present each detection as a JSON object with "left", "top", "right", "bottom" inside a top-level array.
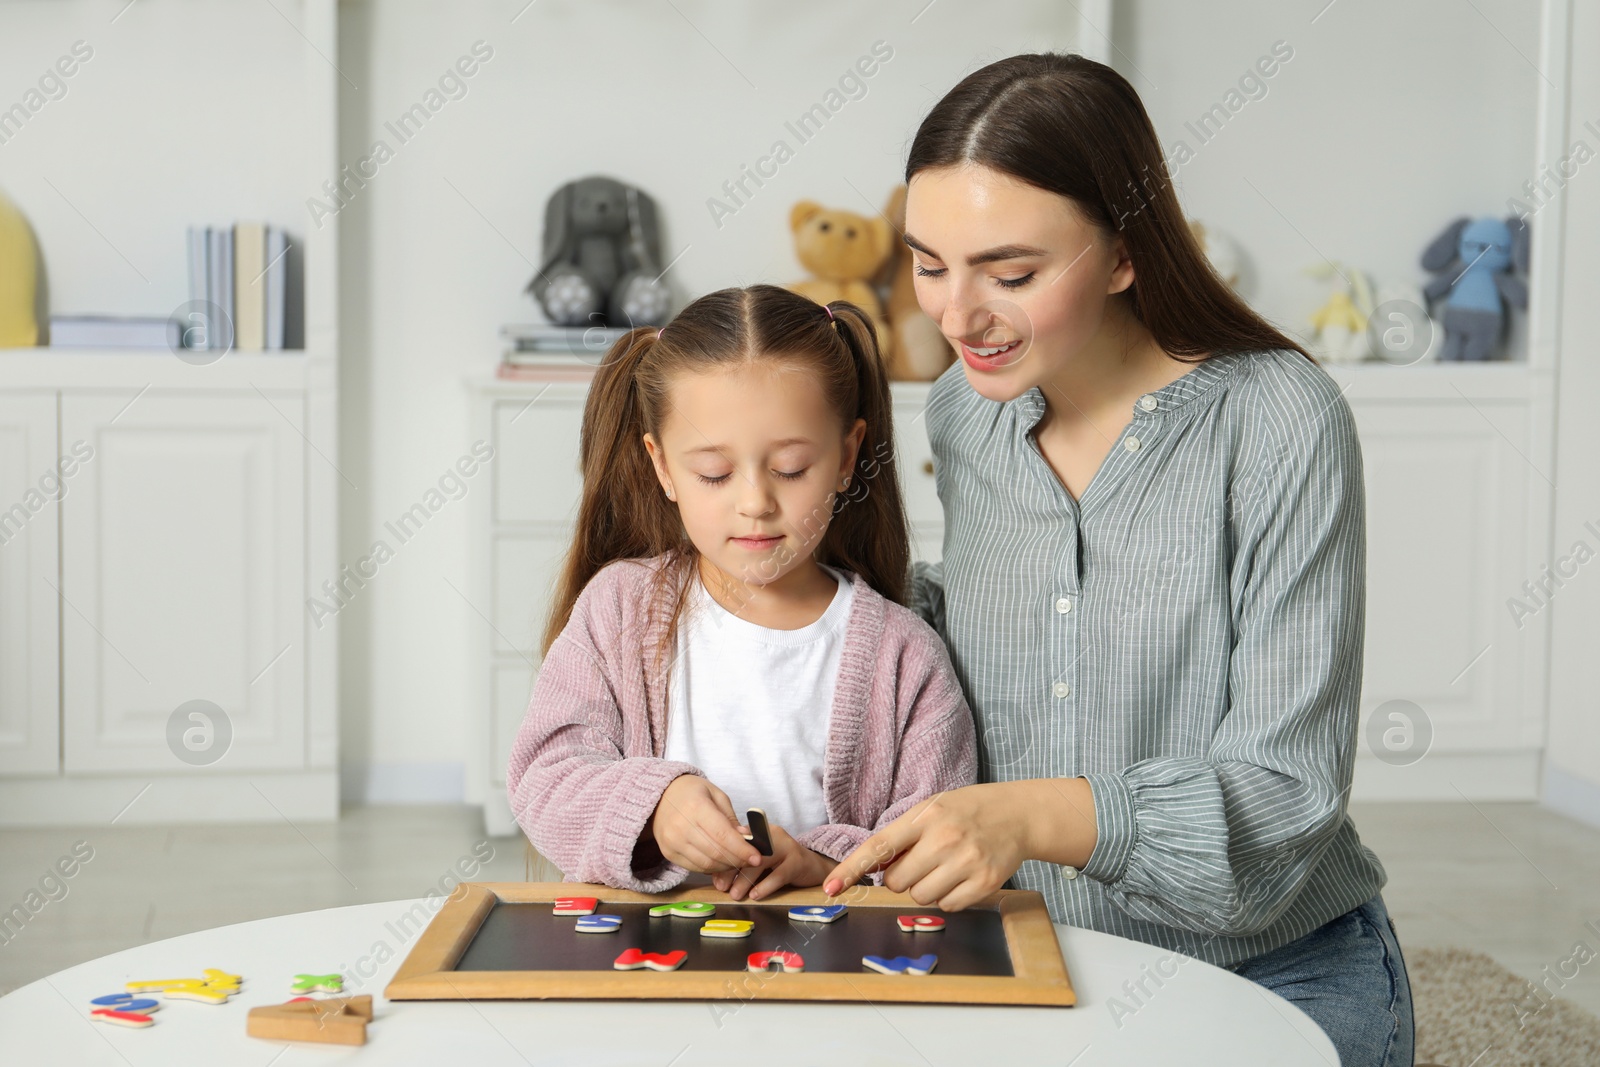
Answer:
[{"left": 0, "top": 0, "right": 341, "bottom": 823}]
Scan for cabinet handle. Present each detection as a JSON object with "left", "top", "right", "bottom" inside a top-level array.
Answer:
[{"left": 922, "top": 460, "right": 935, "bottom": 476}]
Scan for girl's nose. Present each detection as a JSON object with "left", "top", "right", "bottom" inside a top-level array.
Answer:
[{"left": 735, "top": 476, "right": 776, "bottom": 518}]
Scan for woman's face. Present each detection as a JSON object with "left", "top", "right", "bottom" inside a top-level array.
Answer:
[{"left": 905, "top": 163, "right": 1134, "bottom": 403}]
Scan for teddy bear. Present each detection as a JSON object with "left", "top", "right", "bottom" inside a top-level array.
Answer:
[
  {"left": 875, "top": 184, "right": 954, "bottom": 381},
  {"left": 785, "top": 200, "right": 894, "bottom": 363}
]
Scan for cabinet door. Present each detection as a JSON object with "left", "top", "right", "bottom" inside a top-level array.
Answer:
[
  {"left": 0, "top": 394, "right": 61, "bottom": 775},
  {"left": 61, "top": 393, "right": 306, "bottom": 772},
  {"left": 1353, "top": 400, "right": 1540, "bottom": 752}
]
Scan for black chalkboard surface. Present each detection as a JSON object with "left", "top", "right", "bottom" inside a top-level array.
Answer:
[
  {"left": 383, "top": 883, "right": 1075, "bottom": 1006},
  {"left": 455, "top": 901, "right": 1015, "bottom": 976}
]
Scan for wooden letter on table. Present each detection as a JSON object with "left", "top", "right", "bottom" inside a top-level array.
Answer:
[{"left": 246, "top": 995, "right": 373, "bottom": 1046}]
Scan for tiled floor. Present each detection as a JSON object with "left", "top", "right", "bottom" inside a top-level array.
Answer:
[
  {"left": 1350, "top": 801, "right": 1600, "bottom": 1018},
  {"left": 2, "top": 802, "right": 1597, "bottom": 1020}
]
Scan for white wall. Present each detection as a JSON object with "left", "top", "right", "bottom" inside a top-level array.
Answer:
[
  {"left": 1110, "top": 0, "right": 1540, "bottom": 343},
  {"left": 332, "top": 0, "right": 1094, "bottom": 800},
  {"left": 0, "top": 1, "right": 323, "bottom": 320},
  {"left": 1543, "top": 0, "right": 1600, "bottom": 828}
]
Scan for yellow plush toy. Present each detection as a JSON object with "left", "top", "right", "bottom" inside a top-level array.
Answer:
[
  {"left": 785, "top": 200, "right": 893, "bottom": 363},
  {"left": 877, "top": 184, "right": 953, "bottom": 381},
  {"left": 0, "top": 187, "right": 42, "bottom": 347}
]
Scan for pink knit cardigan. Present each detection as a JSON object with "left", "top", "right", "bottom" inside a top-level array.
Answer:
[{"left": 505, "top": 556, "right": 977, "bottom": 892}]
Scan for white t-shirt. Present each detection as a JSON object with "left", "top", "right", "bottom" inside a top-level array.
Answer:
[{"left": 661, "top": 566, "right": 855, "bottom": 837}]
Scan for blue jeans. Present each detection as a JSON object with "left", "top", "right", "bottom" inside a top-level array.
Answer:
[{"left": 1229, "top": 894, "right": 1414, "bottom": 1067}]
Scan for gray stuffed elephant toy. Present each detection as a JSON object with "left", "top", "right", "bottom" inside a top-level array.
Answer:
[
  {"left": 1420, "top": 215, "right": 1529, "bottom": 361},
  {"left": 525, "top": 176, "right": 674, "bottom": 328}
]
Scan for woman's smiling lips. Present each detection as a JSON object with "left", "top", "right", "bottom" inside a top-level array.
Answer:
[
  {"left": 730, "top": 534, "right": 784, "bottom": 550},
  {"left": 959, "top": 338, "right": 1024, "bottom": 371}
]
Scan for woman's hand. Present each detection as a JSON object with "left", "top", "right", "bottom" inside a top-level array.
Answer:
[
  {"left": 648, "top": 775, "right": 761, "bottom": 874},
  {"left": 710, "top": 821, "right": 832, "bottom": 901},
  {"left": 822, "top": 780, "right": 1098, "bottom": 911}
]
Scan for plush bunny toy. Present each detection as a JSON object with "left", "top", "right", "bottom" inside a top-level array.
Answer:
[
  {"left": 526, "top": 176, "right": 673, "bottom": 328},
  {"left": 1420, "top": 215, "right": 1529, "bottom": 362}
]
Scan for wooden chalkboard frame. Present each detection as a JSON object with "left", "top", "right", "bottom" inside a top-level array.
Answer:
[{"left": 384, "top": 882, "right": 1075, "bottom": 1007}]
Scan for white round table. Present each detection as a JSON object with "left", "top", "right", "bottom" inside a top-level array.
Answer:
[{"left": 0, "top": 899, "right": 1336, "bottom": 1065}]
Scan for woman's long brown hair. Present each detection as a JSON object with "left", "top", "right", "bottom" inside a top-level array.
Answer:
[
  {"left": 906, "top": 52, "right": 1312, "bottom": 364},
  {"left": 541, "top": 283, "right": 910, "bottom": 658}
]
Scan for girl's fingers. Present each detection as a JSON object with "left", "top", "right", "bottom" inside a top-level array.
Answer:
[
  {"left": 748, "top": 862, "right": 792, "bottom": 900},
  {"left": 678, "top": 804, "right": 758, "bottom": 870},
  {"left": 708, "top": 820, "right": 761, "bottom": 869}
]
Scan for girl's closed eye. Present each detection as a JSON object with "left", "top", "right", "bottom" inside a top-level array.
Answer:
[{"left": 693, "top": 467, "right": 808, "bottom": 486}]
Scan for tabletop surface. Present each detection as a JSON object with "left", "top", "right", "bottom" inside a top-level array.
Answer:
[{"left": 0, "top": 897, "right": 1337, "bottom": 1066}]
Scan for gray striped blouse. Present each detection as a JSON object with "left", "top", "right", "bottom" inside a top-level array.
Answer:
[{"left": 910, "top": 347, "right": 1387, "bottom": 967}]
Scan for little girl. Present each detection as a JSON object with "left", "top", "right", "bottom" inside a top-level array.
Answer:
[{"left": 506, "top": 283, "right": 976, "bottom": 900}]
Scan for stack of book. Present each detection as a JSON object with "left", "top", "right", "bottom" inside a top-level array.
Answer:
[
  {"left": 48, "top": 315, "right": 181, "bottom": 348},
  {"left": 499, "top": 324, "right": 635, "bottom": 373},
  {"left": 184, "top": 223, "right": 295, "bottom": 352},
  {"left": 45, "top": 224, "right": 299, "bottom": 351}
]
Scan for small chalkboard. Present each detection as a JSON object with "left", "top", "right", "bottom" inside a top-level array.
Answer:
[{"left": 384, "top": 883, "right": 1074, "bottom": 1007}]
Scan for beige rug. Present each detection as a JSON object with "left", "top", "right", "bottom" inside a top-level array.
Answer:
[{"left": 1412, "top": 947, "right": 1600, "bottom": 1066}]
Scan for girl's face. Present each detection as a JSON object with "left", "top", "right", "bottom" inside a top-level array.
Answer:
[
  {"left": 905, "top": 163, "right": 1135, "bottom": 403},
  {"left": 643, "top": 360, "right": 865, "bottom": 595}
]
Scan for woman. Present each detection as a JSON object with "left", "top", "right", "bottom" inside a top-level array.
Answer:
[{"left": 823, "top": 53, "right": 1413, "bottom": 1067}]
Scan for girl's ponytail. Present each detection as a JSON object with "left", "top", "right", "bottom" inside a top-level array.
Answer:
[
  {"left": 542, "top": 327, "right": 684, "bottom": 654},
  {"left": 819, "top": 301, "right": 910, "bottom": 606}
]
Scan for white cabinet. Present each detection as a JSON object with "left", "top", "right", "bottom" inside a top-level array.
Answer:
[
  {"left": 0, "top": 362, "right": 339, "bottom": 824},
  {"left": 59, "top": 393, "right": 306, "bottom": 773},
  {"left": 0, "top": 393, "right": 61, "bottom": 775},
  {"left": 1342, "top": 367, "right": 1554, "bottom": 799}
]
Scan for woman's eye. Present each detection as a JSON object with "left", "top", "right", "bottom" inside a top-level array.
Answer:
[
  {"left": 774, "top": 469, "right": 808, "bottom": 481},
  {"left": 694, "top": 473, "right": 731, "bottom": 485},
  {"left": 996, "top": 273, "right": 1035, "bottom": 290},
  {"left": 913, "top": 264, "right": 946, "bottom": 279}
]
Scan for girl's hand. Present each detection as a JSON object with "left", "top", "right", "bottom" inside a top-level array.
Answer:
[
  {"left": 649, "top": 775, "right": 762, "bottom": 874},
  {"left": 710, "top": 822, "right": 832, "bottom": 901},
  {"left": 821, "top": 780, "right": 1098, "bottom": 912}
]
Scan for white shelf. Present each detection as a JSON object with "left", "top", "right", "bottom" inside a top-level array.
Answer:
[{"left": 0, "top": 349, "right": 319, "bottom": 391}]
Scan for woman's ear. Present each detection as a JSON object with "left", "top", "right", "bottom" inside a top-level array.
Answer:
[
  {"left": 642, "top": 433, "right": 676, "bottom": 500},
  {"left": 1107, "top": 233, "right": 1136, "bottom": 296}
]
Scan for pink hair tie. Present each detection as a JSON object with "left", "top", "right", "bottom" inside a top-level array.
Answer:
[
  {"left": 823, "top": 305, "right": 835, "bottom": 321},
  {"left": 656, "top": 328, "right": 664, "bottom": 340}
]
